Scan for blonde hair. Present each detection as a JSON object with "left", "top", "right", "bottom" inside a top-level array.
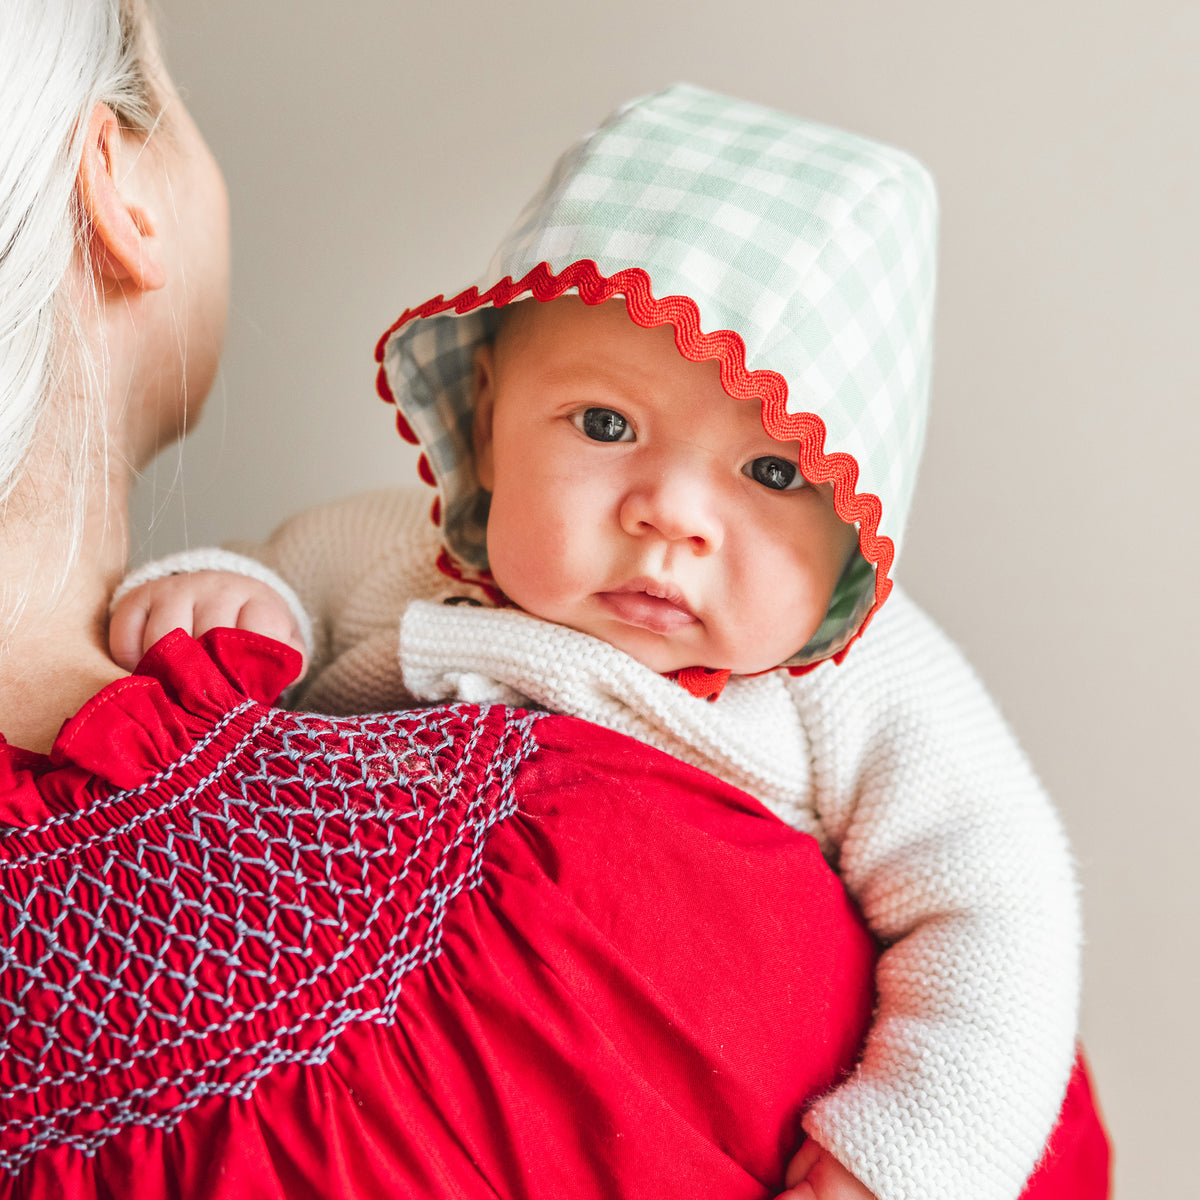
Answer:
[{"left": 0, "top": 0, "right": 160, "bottom": 615}]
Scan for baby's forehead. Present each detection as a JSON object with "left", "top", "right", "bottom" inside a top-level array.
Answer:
[
  {"left": 493, "top": 295, "right": 639, "bottom": 355},
  {"left": 494, "top": 296, "right": 724, "bottom": 388},
  {"left": 489, "top": 297, "right": 786, "bottom": 445}
]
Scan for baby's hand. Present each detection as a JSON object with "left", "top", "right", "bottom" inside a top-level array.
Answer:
[
  {"left": 109, "top": 570, "right": 307, "bottom": 674},
  {"left": 776, "top": 1138, "right": 879, "bottom": 1200}
]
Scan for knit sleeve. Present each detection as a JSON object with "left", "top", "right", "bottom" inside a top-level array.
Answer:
[
  {"left": 789, "top": 589, "right": 1080, "bottom": 1200},
  {"left": 116, "top": 489, "right": 438, "bottom": 690},
  {"left": 229, "top": 489, "right": 434, "bottom": 658}
]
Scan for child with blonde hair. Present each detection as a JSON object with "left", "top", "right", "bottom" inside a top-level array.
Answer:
[{"left": 112, "top": 85, "right": 1091, "bottom": 1200}]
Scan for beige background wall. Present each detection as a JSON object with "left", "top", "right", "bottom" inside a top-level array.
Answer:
[{"left": 143, "top": 3, "right": 1200, "bottom": 1194}]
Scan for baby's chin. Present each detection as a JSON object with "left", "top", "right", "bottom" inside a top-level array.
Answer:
[
  {"left": 505, "top": 596, "right": 794, "bottom": 677},
  {"left": 576, "top": 624, "right": 738, "bottom": 677},
  {"left": 609, "top": 638, "right": 804, "bottom": 679}
]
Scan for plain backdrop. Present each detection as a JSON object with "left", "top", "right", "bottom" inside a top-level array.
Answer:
[{"left": 140, "top": 3, "right": 1199, "bottom": 1195}]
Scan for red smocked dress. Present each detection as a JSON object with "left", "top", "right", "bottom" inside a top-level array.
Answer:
[{"left": 0, "top": 629, "right": 1107, "bottom": 1198}]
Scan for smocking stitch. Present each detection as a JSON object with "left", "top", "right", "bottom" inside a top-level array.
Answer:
[{"left": 0, "top": 701, "right": 543, "bottom": 1173}]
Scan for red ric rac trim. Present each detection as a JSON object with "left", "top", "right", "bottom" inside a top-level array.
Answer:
[
  {"left": 435, "top": 548, "right": 510, "bottom": 608},
  {"left": 375, "top": 260, "right": 894, "bottom": 678},
  {"left": 670, "top": 667, "right": 733, "bottom": 701}
]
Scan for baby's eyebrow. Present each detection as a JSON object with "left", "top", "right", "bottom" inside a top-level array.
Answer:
[
  {"left": 536, "top": 360, "right": 633, "bottom": 385},
  {"left": 534, "top": 361, "right": 647, "bottom": 399}
]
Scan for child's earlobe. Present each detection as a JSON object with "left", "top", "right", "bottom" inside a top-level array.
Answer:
[
  {"left": 472, "top": 344, "right": 497, "bottom": 491},
  {"left": 76, "top": 103, "right": 167, "bottom": 292}
]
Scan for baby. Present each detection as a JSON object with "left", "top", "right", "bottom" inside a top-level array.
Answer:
[{"left": 110, "top": 85, "right": 1081, "bottom": 1200}]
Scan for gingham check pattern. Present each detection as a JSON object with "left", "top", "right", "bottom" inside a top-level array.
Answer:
[
  {"left": 388, "top": 308, "right": 500, "bottom": 569},
  {"left": 383, "top": 84, "right": 938, "bottom": 652}
]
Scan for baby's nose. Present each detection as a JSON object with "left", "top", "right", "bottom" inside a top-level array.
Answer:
[{"left": 618, "top": 462, "right": 724, "bottom": 553}]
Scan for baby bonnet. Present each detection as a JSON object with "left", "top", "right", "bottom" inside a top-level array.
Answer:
[{"left": 376, "top": 83, "right": 938, "bottom": 670}]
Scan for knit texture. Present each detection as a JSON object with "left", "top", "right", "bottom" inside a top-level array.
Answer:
[
  {"left": 140, "top": 487, "right": 1082, "bottom": 1200},
  {"left": 789, "top": 594, "right": 1080, "bottom": 1200}
]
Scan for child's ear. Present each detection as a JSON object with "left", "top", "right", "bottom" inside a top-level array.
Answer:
[
  {"left": 472, "top": 343, "right": 497, "bottom": 491},
  {"left": 76, "top": 103, "right": 167, "bottom": 291}
]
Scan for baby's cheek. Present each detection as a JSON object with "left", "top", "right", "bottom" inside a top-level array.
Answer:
[
  {"left": 716, "top": 566, "right": 817, "bottom": 672},
  {"left": 484, "top": 517, "right": 554, "bottom": 616},
  {"left": 499, "top": 560, "right": 572, "bottom": 624}
]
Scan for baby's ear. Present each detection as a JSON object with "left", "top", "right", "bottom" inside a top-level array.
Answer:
[
  {"left": 76, "top": 103, "right": 166, "bottom": 291},
  {"left": 472, "top": 344, "right": 497, "bottom": 491}
]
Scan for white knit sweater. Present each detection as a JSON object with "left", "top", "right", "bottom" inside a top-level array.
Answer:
[{"left": 119, "top": 487, "right": 1081, "bottom": 1200}]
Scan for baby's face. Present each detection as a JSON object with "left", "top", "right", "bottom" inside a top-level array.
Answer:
[{"left": 473, "top": 297, "right": 859, "bottom": 675}]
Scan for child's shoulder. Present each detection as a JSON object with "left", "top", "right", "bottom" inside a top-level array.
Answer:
[
  {"left": 238, "top": 487, "right": 442, "bottom": 604},
  {"left": 289, "top": 485, "right": 433, "bottom": 526},
  {"left": 786, "top": 586, "right": 995, "bottom": 722},
  {"left": 784, "top": 587, "right": 1036, "bottom": 792},
  {"left": 271, "top": 486, "right": 439, "bottom": 549}
]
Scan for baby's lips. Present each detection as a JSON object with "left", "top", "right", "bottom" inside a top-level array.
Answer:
[{"left": 596, "top": 588, "right": 698, "bottom": 634}]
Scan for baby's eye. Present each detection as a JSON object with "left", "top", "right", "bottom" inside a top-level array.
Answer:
[
  {"left": 743, "top": 456, "right": 807, "bottom": 491},
  {"left": 573, "top": 408, "right": 634, "bottom": 443}
]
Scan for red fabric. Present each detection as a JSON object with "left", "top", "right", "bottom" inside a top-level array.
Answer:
[
  {"left": 434, "top": 545, "right": 509, "bottom": 607},
  {"left": 671, "top": 664, "right": 733, "bottom": 699},
  {"left": 1023, "top": 1055, "right": 1111, "bottom": 1199},
  {"left": 0, "top": 630, "right": 1108, "bottom": 1198}
]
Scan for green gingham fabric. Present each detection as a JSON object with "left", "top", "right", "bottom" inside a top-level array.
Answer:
[{"left": 382, "top": 83, "right": 938, "bottom": 666}]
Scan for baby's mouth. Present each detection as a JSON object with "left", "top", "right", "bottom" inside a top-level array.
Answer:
[{"left": 596, "top": 579, "right": 698, "bottom": 635}]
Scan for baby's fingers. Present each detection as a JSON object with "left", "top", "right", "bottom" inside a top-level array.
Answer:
[
  {"left": 784, "top": 1140, "right": 824, "bottom": 1189},
  {"left": 235, "top": 595, "right": 308, "bottom": 674},
  {"left": 108, "top": 595, "right": 152, "bottom": 672},
  {"left": 777, "top": 1139, "right": 877, "bottom": 1200},
  {"left": 110, "top": 571, "right": 307, "bottom": 681},
  {"left": 109, "top": 586, "right": 201, "bottom": 671},
  {"left": 140, "top": 591, "right": 207, "bottom": 657}
]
